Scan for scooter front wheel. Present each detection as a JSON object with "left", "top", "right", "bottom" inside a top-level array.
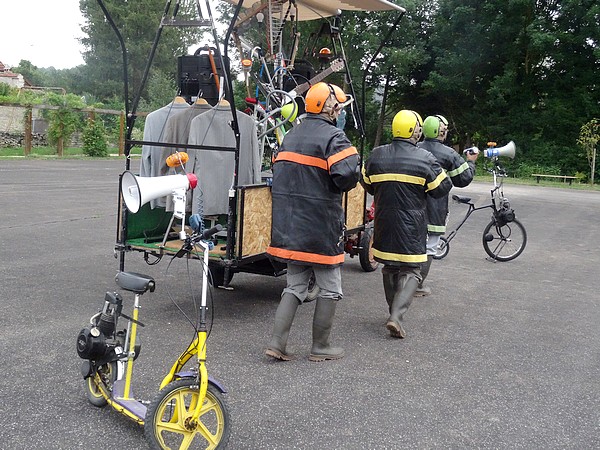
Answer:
[{"left": 145, "top": 378, "right": 231, "bottom": 449}]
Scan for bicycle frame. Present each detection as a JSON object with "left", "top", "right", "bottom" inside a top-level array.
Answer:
[
  {"left": 434, "top": 157, "right": 527, "bottom": 262},
  {"left": 441, "top": 198, "right": 495, "bottom": 248}
]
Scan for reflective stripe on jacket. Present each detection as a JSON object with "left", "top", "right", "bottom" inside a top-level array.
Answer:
[
  {"left": 267, "top": 115, "right": 360, "bottom": 267},
  {"left": 362, "top": 139, "right": 452, "bottom": 264},
  {"left": 418, "top": 139, "right": 475, "bottom": 234}
]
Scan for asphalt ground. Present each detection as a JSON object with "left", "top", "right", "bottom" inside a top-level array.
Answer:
[{"left": 1, "top": 158, "right": 599, "bottom": 449}]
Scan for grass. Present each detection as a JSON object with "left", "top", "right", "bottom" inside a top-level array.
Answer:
[{"left": 474, "top": 174, "right": 600, "bottom": 191}]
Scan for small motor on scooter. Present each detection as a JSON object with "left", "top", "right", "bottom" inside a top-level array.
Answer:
[{"left": 76, "top": 292, "right": 134, "bottom": 377}]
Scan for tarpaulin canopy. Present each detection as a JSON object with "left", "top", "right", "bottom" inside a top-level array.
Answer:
[{"left": 227, "top": 0, "right": 405, "bottom": 22}]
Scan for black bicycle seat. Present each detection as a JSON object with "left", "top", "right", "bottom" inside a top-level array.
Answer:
[
  {"left": 452, "top": 194, "right": 472, "bottom": 204},
  {"left": 115, "top": 272, "right": 156, "bottom": 294}
]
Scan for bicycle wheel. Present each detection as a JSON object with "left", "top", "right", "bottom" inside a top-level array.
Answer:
[
  {"left": 482, "top": 218, "right": 527, "bottom": 262},
  {"left": 85, "top": 361, "right": 116, "bottom": 407},
  {"left": 145, "top": 378, "right": 231, "bottom": 450},
  {"left": 359, "top": 227, "right": 379, "bottom": 272},
  {"left": 432, "top": 237, "right": 449, "bottom": 260}
]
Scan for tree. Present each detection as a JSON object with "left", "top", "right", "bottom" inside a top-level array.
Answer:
[
  {"left": 577, "top": 118, "right": 599, "bottom": 184},
  {"left": 10, "top": 60, "right": 48, "bottom": 87},
  {"left": 418, "top": 0, "right": 599, "bottom": 173},
  {"left": 44, "top": 93, "right": 85, "bottom": 156},
  {"left": 82, "top": 113, "right": 109, "bottom": 157},
  {"left": 79, "top": 0, "right": 201, "bottom": 103}
]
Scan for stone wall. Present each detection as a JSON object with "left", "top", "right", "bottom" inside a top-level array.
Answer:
[
  {"left": 0, "top": 105, "right": 80, "bottom": 147},
  {"left": 0, "top": 104, "right": 48, "bottom": 147},
  {"left": 0, "top": 131, "right": 48, "bottom": 148}
]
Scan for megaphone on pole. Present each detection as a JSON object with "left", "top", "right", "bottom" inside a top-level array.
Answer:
[
  {"left": 484, "top": 141, "right": 516, "bottom": 159},
  {"left": 120, "top": 171, "right": 198, "bottom": 213}
]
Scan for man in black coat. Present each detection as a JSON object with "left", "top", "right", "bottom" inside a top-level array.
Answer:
[
  {"left": 362, "top": 110, "right": 452, "bottom": 338},
  {"left": 416, "top": 114, "right": 479, "bottom": 296},
  {"left": 266, "top": 82, "right": 360, "bottom": 361}
]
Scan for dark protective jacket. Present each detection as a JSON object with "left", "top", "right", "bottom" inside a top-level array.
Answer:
[
  {"left": 267, "top": 115, "right": 360, "bottom": 267},
  {"left": 361, "top": 139, "right": 452, "bottom": 265},
  {"left": 418, "top": 138, "right": 475, "bottom": 234}
]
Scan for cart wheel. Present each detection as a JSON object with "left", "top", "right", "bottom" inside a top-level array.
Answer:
[
  {"left": 359, "top": 227, "right": 379, "bottom": 272},
  {"left": 209, "top": 266, "right": 234, "bottom": 287}
]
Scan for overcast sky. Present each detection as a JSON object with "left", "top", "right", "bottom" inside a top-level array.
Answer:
[{"left": 2, "top": 0, "right": 86, "bottom": 69}]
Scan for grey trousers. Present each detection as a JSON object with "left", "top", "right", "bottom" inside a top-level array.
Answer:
[{"left": 283, "top": 263, "right": 343, "bottom": 302}]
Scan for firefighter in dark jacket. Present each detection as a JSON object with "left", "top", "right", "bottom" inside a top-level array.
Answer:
[
  {"left": 362, "top": 110, "right": 452, "bottom": 338},
  {"left": 266, "top": 82, "right": 360, "bottom": 361},
  {"left": 415, "top": 115, "right": 479, "bottom": 296}
]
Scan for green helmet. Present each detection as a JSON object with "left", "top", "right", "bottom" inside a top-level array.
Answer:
[{"left": 423, "top": 115, "right": 449, "bottom": 139}]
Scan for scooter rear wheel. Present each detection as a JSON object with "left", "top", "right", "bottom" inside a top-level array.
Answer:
[{"left": 85, "top": 361, "right": 116, "bottom": 407}]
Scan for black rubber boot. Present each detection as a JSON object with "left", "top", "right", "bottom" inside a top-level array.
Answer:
[
  {"left": 265, "top": 293, "right": 300, "bottom": 361},
  {"left": 414, "top": 256, "right": 433, "bottom": 297},
  {"left": 382, "top": 271, "right": 398, "bottom": 313},
  {"left": 309, "top": 297, "right": 344, "bottom": 362},
  {"left": 386, "top": 276, "right": 419, "bottom": 338}
]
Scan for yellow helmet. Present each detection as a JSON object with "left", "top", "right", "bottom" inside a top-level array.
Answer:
[
  {"left": 305, "top": 82, "right": 346, "bottom": 114},
  {"left": 281, "top": 101, "right": 298, "bottom": 122},
  {"left": 392, "top": 110, "right": 423, "bottom": 139}
]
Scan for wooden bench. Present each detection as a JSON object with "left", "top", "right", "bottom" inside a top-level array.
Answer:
[{"left": 531, "top": 174, "right": 578, "bottom": 185}]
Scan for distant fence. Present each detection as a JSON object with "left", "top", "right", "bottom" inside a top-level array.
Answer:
[{"left": 0, "top": 104, "right": 148, "bottom": 155}]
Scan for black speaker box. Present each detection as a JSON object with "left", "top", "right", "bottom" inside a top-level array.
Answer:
[{"left": 177, "top": 50, "right": 230, "bottom": 105}]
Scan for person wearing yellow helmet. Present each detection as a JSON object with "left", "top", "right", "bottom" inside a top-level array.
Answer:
[
  {"left": 416, "top": 115, "right": 479, "bottom": 297},
  {"left": 362, "top": 110, "right": 452, "bottom": 338},
  {"left": 266, "top": 82, "right": 360, "bottom": 361},
  {"left": 391, "top": 109, "right": 424, "bottom": 140}
]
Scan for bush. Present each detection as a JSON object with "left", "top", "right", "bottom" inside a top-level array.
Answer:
[
  {"left": 82, "top": 117, "right": 108, "bottom": 157},
  {"left": 514, "top": 162, "right": 561, "bottom": 178}
]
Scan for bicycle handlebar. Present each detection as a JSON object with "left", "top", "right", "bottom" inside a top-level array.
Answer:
[
  {"left": 485, "top": 162, "right": 507, "bottom": 177},
  {"left": 197, "top": 224, "right": 223, "bottom": 242},
  {"left": 175, "top": 224, "right": 223, "bottom": 258}
]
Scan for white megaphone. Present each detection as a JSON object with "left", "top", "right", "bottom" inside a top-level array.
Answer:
[
  {"left": 484, "top": 141, "right": 516, "bottom": 159},
  {"left": 120, "top": 171, "right": 198, "bottom": 213}
]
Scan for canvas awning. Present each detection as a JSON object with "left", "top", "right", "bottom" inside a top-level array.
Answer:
[{"left": 228, "top": 0, "right": 405, "bottom": 22}]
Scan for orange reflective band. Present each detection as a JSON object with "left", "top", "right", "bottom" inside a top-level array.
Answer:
[
  {"left": 267, "top": 246, "right": 345, "bottom": 265},
  {"left": 274, "top": 151, "right": 328, "bottom": 170},
  {"left": 327, "top": 146, "right": 358, "bottom": 168}
]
